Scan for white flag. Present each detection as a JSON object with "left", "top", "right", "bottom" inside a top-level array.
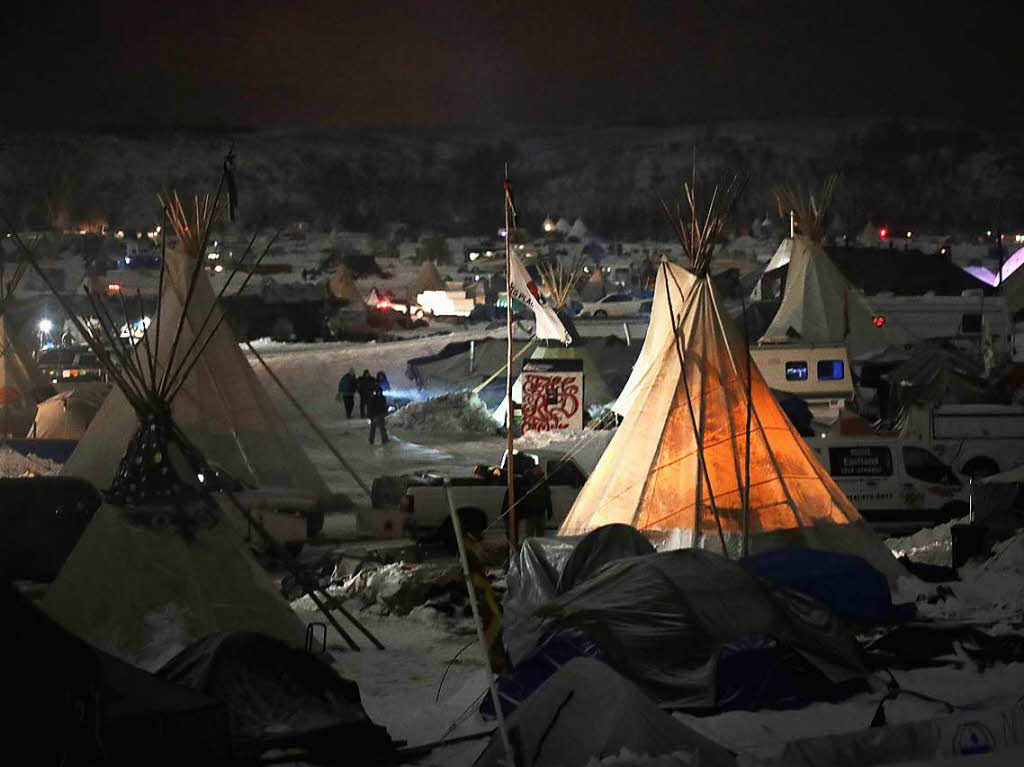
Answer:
[{"left": 508, "top": 251, "right": 572, "bottom": 345}]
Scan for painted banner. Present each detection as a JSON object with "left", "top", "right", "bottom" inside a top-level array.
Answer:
[{"left": 521, "top": 358, "right": 584, "bottom": 432}]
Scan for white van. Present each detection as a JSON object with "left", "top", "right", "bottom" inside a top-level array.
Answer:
[
  {"left": 805, "top": 436, "right": 969, "bottom": 534},
  {"left": 751, "top": 344, "right": 854, "bottom": 419},
  {"left": 901, "top": 404, "right": 1024, "bottom": 478}
]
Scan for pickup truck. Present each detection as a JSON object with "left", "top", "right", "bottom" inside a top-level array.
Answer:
[{"left": 396, "top": 451, "right": 589, "bottom": 548}]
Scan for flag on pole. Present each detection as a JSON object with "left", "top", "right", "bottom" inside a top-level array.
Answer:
[{"left": 508, "top": 250, "right": 572, "bottom": 345}]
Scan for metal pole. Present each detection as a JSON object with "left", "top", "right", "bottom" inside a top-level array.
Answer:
[
  {"left": 444, "top": 480, "right": 515, "bottom": 766},
  {"left": 623, "top": 321, "right": 630, "bottom": 347},
  {"left": 504, "top": 171, "right": 517, "bottom": 553},
  {"left": 470, "top": 339, "right": 475, "bottom": 374}
]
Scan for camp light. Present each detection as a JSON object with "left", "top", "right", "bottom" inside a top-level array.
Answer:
[{"left": 38, "top": 318, "right": 53, "bottom": 333}]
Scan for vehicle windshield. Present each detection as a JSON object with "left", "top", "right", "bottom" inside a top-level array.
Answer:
[{"left": 903, "top": 446, "right": 955, "bottom": 484}]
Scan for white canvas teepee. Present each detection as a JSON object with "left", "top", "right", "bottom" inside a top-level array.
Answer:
[
  {"left": 63, "top": 242, "right": 329, "bottom": 498},
  {"left": 327, "top": 264, "right": 363, "bottom": 304},
  {"left": 758, "top": 236, "right": 912, "bottom": 360},
  {"left": 409, "top": 261, "right": 445, "bottom": 299},
  {"left": 37, "top": 189, "right": 308, "bottom": 666},
  {"left": 560, "top": 256, "right": 903, "bottom": 582}
]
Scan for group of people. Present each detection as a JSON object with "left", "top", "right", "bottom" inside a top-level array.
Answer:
[{"left": 337, "top": 368, "right": 391, "bottom": 444}]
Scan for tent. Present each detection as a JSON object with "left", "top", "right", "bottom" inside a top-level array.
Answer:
[
  {"left": 0, "top": 261, "right": 47, "bottom": 437},
  {"left": 326, "top": 264, "right": 363, "bottom": 304},
  {"left": 758, "top": 236, "right": 912, "bottom": 360},
  {"left": 3, "top": 578, "right": 230, "bottom": 764},
  {"left": 408, "top": 260, "right": 445, "bottom": 299},
  {"left": 475, "top": 658, "right": 735, "bottom": 767},
  {"left": 537, "top": 549, "right": 866, "bottom": 708},
  {"left": 62, "top": 238, "right": 329, "bottom": 499},
  {"left": 29, "top": 382, "right": 109, "bottom": 439},
  {"left": 36, "top": 190, "right": 310, "bottom": 666},
  {"left": 559, "top": 240, "right": 904, "bottom": 582},
  {"left": 568, "top": 218, "right": 589, "bottom": 241}
]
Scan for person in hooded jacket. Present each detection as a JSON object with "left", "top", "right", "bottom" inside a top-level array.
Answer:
[
  {"left": 368, "top": 385, "right": 389, "bottom": 444},
  {"left": 356, "top": 369, "right": 376, "bottom": 418},
  {"left": 336, "top": 368, "right": 357, "bottom": 418}
]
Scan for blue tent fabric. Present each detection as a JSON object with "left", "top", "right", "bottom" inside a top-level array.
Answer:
[
  {"left": 714, "top": 634, "right": 866, "bottom": 713},
  {"left": 740, "top": 548, "right": 909, "bottom": 624},
  {"left": 480, "top": 629, "right": 608, "bottom": 719}
]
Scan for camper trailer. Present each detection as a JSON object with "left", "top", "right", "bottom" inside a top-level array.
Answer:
[
  {"left": 869, "top": 291, "right": 1013, "bottom": 358},
  {"left": 750, "top": 345, "right": 854, "bottom": 419}
]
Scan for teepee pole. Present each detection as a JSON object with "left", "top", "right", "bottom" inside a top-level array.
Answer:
[
  {"left": 740, "top": 293, "right": 753, "bottom": 559},
  {"left": 244, "top": 340, "right": 372, "bottom": 499},
  {"left": 503, "top": 167, "right": 517, "bottom": 553}
]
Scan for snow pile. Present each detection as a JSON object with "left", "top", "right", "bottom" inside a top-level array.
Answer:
[
  {"left": 886, "top": 514, "right": 969, "bottom": 566},
  {"left": 388, "top": 392, "right": 498, "bottom": 435},
  {"left": 0, "top": 447, "right": 63, "bottom": 478}
]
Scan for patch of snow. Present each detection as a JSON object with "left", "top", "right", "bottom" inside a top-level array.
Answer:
[
  {"left": 0, "top": 447, "right": 63, "bottom": 477},
  {"left": 388, "top": 392, "right": 499, "bottom": 435},
  {"left": 886, "top": 515, "right": 968, "bottom": 567}
]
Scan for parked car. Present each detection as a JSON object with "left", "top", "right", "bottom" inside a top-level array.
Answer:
[
  {"left": 576, "top": 293, "right": 645, "bottom": 318},
  {"left": 36, "top": 346, "right": 106, "bottom": 384}
]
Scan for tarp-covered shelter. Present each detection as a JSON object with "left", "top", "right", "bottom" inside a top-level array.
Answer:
[
  {"left": 560, "top": 258, "right": 904, "bottom": 582},
  {"left": 537, "top": 549, "right": 866, "bottom": 708},
  {"left": 326, "top": 264, "right": 363, "bottom": 304},
  {"left": 759, "top": 236, "right": 912, "bottom": 360},
  {"left": 475, "top": 658, "right": 736, "bottom": 767}
]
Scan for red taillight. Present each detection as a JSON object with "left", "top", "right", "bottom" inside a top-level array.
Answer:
[
  {"left": 377, "top": 299, "right": 391, "bottom": 310},
  {"left": 872, "top": 316, "right": 886, "bottom": 327},
  {"left": 879, "top": 227, "right": 888, "bottom": 240}
]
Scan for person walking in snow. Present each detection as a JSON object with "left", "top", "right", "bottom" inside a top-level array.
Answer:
[
  {"left": 356, "top": 369, "right": 376, "bottom": 418},
  {"left": 368, "top": 385, "right": 389, "bottom": 444},
  {"left": 336, "top": 368, "right": 357, "bottom": 418},
  {"left": 376, "top": 370, "right": 390, "bottom": 392}
]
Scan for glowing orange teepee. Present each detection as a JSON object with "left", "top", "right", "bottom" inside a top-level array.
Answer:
[{"left": 559, "top": 180, "right": 903, "bottom": 582}]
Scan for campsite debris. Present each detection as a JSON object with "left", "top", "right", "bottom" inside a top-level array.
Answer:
[{"left": 0, "top": 446, "right": 63, "bottom": 477}]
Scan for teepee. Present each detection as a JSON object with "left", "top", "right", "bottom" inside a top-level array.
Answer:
[
  {"left": 409, "top": 260, "right": 445, "bottom": 299},
  {"left": 14, "top": 186, "right": 308, "bottom": 666},
  {"left": 327, "top": 264, "right": 363, "bottom": 304},
  {"left": 758, "top": 178, "right": 911, "bottom": 360},
  {"left": 559, "top": 177, "right": 903, "bottom": 583},
  {"left": 0, "top": 259, "right": 45, "bottom": 437}
]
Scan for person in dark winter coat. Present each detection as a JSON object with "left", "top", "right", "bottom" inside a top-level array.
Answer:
[
  {"left": 376, "top": 370, "right": 391, "bottom": 392},
  {"left": 502, "top": 464, "right": 552, "bottom": 543},
  {"left": 368, "top": 386, "right": 389, "bottom": 444},
  {"left": 356, "top": 369, "right": 376, "bottom": 418},
  {"left": 336, "top": 368, "right": 357, "bottom": 418}
]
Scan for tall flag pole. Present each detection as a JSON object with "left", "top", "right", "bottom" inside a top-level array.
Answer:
[{"left": 504, "top": 166, "right": 518, "bottom": 553}]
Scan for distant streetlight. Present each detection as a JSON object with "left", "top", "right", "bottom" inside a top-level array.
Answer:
[{"left": 38, "top": 318, "right": 53, "bottom": 334}]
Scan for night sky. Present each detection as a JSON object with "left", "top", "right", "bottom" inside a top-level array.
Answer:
[{"left": 2, "top": 0, "right": 1020, "bottom": 130}]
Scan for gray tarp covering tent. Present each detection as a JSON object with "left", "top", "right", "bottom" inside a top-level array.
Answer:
[
  {"left": 474, "top": 658, "right": 736, "bottom": 767},
  {"left": 537, "top": 549, "right": 865, "bottom": 708}
]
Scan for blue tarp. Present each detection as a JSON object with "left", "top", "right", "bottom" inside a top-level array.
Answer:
[{"left": 740, "top": 548, "right": 911, "bottom": 624}]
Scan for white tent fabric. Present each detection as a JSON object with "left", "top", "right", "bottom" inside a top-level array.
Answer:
[
  {"left": 758, "top": 236, "right": 912, "bottom": 360},
  {"left": 560, "top": 260, "right": 905, "bottom": 583},
  {"left": 62, "top": 248, "right": 329, "bottom": 497},
  {"left": 474, "top": 658, "right": 735, "bottom": 767},
  {"left": 0, "top": 314, "right": 41, "bottom": 437},
  {"left": 568, "top": 218, "right": 589, "bottom": 240},
  {"left": 41, "top": 501, "right": 307, "bottom": 669},
  {"left": 30, "top": 382, "right": 109, "bottom": 439}
]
